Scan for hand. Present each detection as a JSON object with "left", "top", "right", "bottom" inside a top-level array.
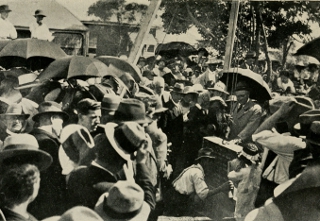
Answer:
[
  {"left": 219, "top": 181, "right": 234, "bottom": 192},
  {"left": 163, "top": 164, "right": 173, "bottom": 180},
  {"left": 136, "top": 140, "right": 148, "bottom": 164},
  {"left": 278, "top": 98, "right": 297, "bottom": 116}
]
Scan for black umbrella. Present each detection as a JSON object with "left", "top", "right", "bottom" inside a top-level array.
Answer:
[
  {"left": 155, "top": 41, "right": 198, "bottom": 59},
  {"left": 220, "top": 68, "right": 272, "bottom": 103},
  {"left": 294, "top": 37, "right": 320, "bottom": 62}
]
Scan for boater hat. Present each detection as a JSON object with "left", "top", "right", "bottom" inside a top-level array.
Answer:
[{"left": 0, "top": 134, "right": 52, "bottom": 171}]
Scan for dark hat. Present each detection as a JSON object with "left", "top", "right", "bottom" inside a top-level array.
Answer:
[
  {"left": 34, "top": 9, "right": 46, "bottom": 17},
  {"left": 294, "top": 109, "right": 320, "bottom": 136},
  {"left": 32, "top": 101, "right": 69, "bottom": 122},
  {"left": 242, "top": 142, "right": 259, "bottom": 156},
  {"left": 113, "top": 98, "right": 152, "bottom": 124},
  {"left": 0, "top": 134, "right": 52, "bottom": 171},
  {"left": 235, "top": 81, "right": 250, "bottom": 92},
  {"left": 197, "top": 48, "right": 209, "bottom": 57},
  {"left": 60, "top": 124, "right": 94, "bottom": 165},
  {"left": 104, "top": 122, "right": 147, "bottom": 160},
  {"left": 0, "top": 103, "right": 30, "bottom": 119},
  {"left": 307, "top": 85, "right": 320, "bottom": 101},
  {"left": 51, "top": 206, "right": 103, "bottom": 221},
  {"left": 142, "top": 70, "right": 157, "bottom": 77},
  {"left": 245, "top": 51, "right": 257, "bottom": 59},
  {"left": 170, "top": 83, "right": 184, "bottom": 94},
  {"left": 306, "top": 121, "right": 320, "bottom": 145},
  {"left": 101, "top": 94, "right": 121, "bottom": 114},
  {"left": 279, "top": 70, "right": 290, "bottom": 77},
  {"left": 94, "top": 181, "right": 150, "bottom": 221},
  {"left": 195, "top": 148, "right": 215, "bottom": 161},
  {"left": 0, "top": 5, "right": 11, "bottom": 13}
]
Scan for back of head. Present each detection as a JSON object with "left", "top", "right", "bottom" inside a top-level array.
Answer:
[{"left": 0, "top": 164, "right": 39, "bottom": 207}]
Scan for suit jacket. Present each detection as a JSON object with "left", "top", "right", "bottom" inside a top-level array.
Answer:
[
  {"left": 66, "top": 164, "right": 122, "bottom": 209},
  {"left": 229, "top": 99, "right": 262, "bottom": 141},
  {"left": 28, "top": 128, "right": 66, "bottom": 219}
]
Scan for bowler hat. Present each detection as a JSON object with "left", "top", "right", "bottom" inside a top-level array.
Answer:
[
  {"left": 34, "top": 9, "right": 46, "bottom": 17},
  {"left": 32, "top": 101, "right": 69, "bottom": 122},
  {"left": 113, "top": 98, "right": 152, "bottom": 124},
  {"left": 170, "top": 83, "right": 184, "bottom": 94},
  {"left": 208, "top": 81, "right": 229, "bottom": 95},
  {"left": 94, "top": 181, "right": 150, "bottom": 221},
  {"left": 0, "top": 103, "right": 30, "bottom": 119},
  {"left": 105, "top": 122, "right": 147, "bottom": 160},
  {"left": 101, "top": 94, "right": 121, "bottom": 114},
  {"left": 294, "top": 109, "right": 320, "bottom": 135},
  {"left": 195, "top": 147, "right": 215, "bottom": 161},
  {"left": 0, "top": 5, "right": 11, "bottom": 13},
  {"left": 235, "top": 81, "right": 250, "bottom": 92},
  {"left": 0, "top": 134, "right": 52, "bottom": 171}
]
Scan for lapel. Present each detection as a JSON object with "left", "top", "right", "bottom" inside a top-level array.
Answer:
[{"left": 233, "top": 100, "right": 253, "bottom": 119}]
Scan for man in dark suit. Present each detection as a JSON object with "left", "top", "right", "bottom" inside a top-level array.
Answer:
[
  {"left": 28, "top": 101, "right": 69, "bottom": 219},
  {"left": 229, "top": 81, "right": 263, "bottom": 143}
]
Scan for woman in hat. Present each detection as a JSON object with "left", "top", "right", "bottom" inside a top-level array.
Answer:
[
  {"left": 0, "top": 4, "right": 17, "bottom": 40},
  {"left": 29, "top": 10, "right": 53, "bottom": 41},
  {"left": 228, "top": 142, "right": 262, "bottom": 221}
]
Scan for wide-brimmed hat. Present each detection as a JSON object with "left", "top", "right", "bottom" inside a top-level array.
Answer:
[
  {"left": 152, "top": 97, "right": 167, "bottom": 114},
  {"left": 43, "top": 206, "right": 103, "bottom": 221},
  {"left": 0, "top": 103, "right": 30, "bottom": 119},
  {"left": 0, "top": 5, "right": 11, "bottom": 13},
  {"left": 208, "top": 81, "right": 229, "bottom": 95},
  {"left": 0, "top": 134, "right": 52, "bottom": 171},
  {"left": 60, "top": 124, "right": 94, "bottom": 164},
  {"left": 195, "top": 147, "right": 216, "bottom": 161},
  {"left": 94, "top": 181, "right": 150, "bottom": 221},
  {"left": 193, "top": 84, "right": 204, "bottom": 93},
  {"left": 104, "top": 122, "right": 147, "bottom": 160},
  {"left": 170, "top": 83, "right": 184, "bottom": 94},
  {"left": 32, "top": 101, "right": 69, "bottom": 122},
  {"left": 294, "top": 109, "right": 320, "bottom": 136},
  {"left": 113, "top": 98, "right": 152, "bottom": 124},
  {"left": 209, "top": 96, "right": 227, "bottom": 107},
  {"left": 34, "top": 9, "right": 46, "bottom": 17},
  {"left": 295, "top": 60, "right": 306, "bottom": 67},
  {"left": 238, "top": 142, "right": 260, "bottom": 164},
  {"left": 226, "top": 95, "right": 237, "bottom": 102},
  {"left": 183, "top": 86, "right": 198, "bottom": 95},
  {"left": 101, "top": 94, "right": 121, "bottom": 114}
]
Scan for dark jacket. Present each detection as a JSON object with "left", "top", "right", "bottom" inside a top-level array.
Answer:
[
  {"left": 28, "top": 128, "right": 66, "bottom": 219},
  {"left": 0, "top": 208, "right": 38, "bottom": 221},
  {"left": 66, "top": 164, "right": 123, "bottom": 209}
]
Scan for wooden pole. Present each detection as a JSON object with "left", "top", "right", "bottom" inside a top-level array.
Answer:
[
  {"left": 223, "top": 0, "right": 240, "bottom": 71},
  {"left": 127, "top": 0, "right": 162, "bottom": 67}
]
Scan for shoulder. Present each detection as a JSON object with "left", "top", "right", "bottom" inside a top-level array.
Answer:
[{"left": 248, "top": 100, "right": 262, "bottom": 112}]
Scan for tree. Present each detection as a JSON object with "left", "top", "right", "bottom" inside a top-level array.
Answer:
[
  {"left": 88, "top": 0, "right": 148, "bottom": 56},
  {"left": 160, "top": 0, "right": 320, "bottom": 81}
]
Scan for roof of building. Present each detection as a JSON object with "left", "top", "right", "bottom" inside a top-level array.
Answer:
[{"left": 6, "top": 0, "right": 87, "bottom": 32}]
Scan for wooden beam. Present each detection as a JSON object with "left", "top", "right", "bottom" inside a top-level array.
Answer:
[
  {"left": 127, "top": 0, "right": 162, "bottom": 68},
  {"left": 223, "top": 0, "right": 240, "bottom": 71}
]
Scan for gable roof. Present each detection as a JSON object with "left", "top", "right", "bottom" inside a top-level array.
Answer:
[{"left": 6, "top": 0, "right": 87, "bottom": 32}]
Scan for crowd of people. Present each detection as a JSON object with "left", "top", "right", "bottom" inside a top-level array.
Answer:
[{"left": 0, "top": 3, "right": 319, "bottom": 221}]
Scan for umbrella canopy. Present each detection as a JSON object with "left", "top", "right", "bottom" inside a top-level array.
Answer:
[
  {"left": 294, "top": 37, "right": 320, "bottom": 62},
  {"left": 220, "top": 68, "right": 272, "bottom": 102},
  {"left": 155, "top": 41, "right": 198, "bottom": 59},
  {"left": 96, "top": 56, "right": 142, "bottom": 83},
  {"left": 37, "top": 56, "right": 111, "bottom": 81},
  {"left": 0, "top": 39, "right": 67, "bottom": 70}
]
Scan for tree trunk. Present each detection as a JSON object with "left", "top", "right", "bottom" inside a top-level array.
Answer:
[
  {"left": 282, "top": 39, "right": 293, "bottom": 69},
  {"left": 256, "top": 2, "right": 272, "bottom": 82}
]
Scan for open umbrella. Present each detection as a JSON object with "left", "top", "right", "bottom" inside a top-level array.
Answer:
[
  {"left": 0, "top": 38, "right": 67, "bottom": 70},
  {"left": 294, "top": 37, "right": 320, "bottom": 62},
  {"left": 96, "top": 56, "right": 142, "bottom": 82},
  {"left": 155, "top": 41, "right": 198, "bottom": 59},
  {"left": 37, "top": 56, "right": 112, "bottom": 81},
  {"left": 219, "top": 68, "right": 272, "bottom": 102}
]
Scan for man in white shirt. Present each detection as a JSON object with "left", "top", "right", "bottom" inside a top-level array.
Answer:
[
  {"left": 29, "top": 10, "right": 54, "bottom": 41},
  {"left": 0, "top": 5, "right": 17, "bottom": 40}
]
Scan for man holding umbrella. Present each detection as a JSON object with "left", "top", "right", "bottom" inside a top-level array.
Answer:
[{"left": 229, "top": 81, "right": 263, "bottom": 143}]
